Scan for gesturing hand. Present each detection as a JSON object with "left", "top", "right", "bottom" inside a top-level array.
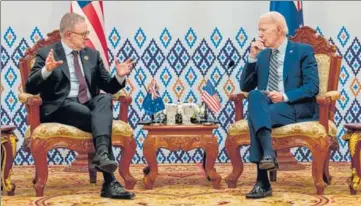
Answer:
[
  {"left": 115, "top": 58, "right": 135, "bottom": 77},
  {"left": 45, "top": 49, "right": 63, "bottom": 72}
]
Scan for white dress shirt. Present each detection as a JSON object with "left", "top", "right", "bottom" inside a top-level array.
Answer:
[{"left": 248, "top": 38, "right": 289, "bottom": 102}]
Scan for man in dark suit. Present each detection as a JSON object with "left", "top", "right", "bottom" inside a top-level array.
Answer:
[
  {"left": 25, "top": 12, "right": 135, "bottom": 199},
  {"left": 240, "top": 12, "right": 319, "bottom": 198}
]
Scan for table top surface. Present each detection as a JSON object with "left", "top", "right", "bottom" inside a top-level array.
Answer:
[
  {"left": 1, "top": 125, "right": 16, "bottom": 132},
  {"left": 344, "top": 123, "right": 361, "bottom": 131}
]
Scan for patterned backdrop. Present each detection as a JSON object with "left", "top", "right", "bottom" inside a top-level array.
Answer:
[{"left": 1, "top": 2, "right": 361, "bottom": 165}]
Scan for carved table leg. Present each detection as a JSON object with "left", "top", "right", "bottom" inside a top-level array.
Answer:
[
  {"left": 204, "top": 136, "right": 221, "bottom": 189},
  {"left": 143, "top": 137, "right": 158, "bottom": 189},
  {"left": 118, "top": 137, "right": 137, "bottom": 190},
  {"left": 225, "top": 136, "right": 244, "bottom": 188},
  {"left": 1, "top": 136, "right": 16, "bottom": 196},
  {"left": 349, "top": 140, "right": 361, "bottom": 195},
  {"left": 202, "top": 152, "right": 211, "bottom": 181}
]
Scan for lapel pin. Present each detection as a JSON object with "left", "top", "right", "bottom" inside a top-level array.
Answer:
[
  {"left": 84, "top": 56, "right": 89, "bottom": 60},
  {"left": 290, "top": 50, "right": 293, "bottom": 53}
]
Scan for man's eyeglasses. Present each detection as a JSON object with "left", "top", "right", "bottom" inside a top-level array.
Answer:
[{"left": 70, "top": 31, "right": 90, "bottom": 39}]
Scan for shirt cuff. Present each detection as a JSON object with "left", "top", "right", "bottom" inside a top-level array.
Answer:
[
  {"left": 283, "top": 93, "right": 289, "bottom": 102},
  {"left": 248, "top": 56, "right": 257, "bottom": 63},
  {"left": 41, "top": 66, "right": 52, "bottom": 80},
  {"left": 115, "top": 74, "right": 126, "bottom": 84}
]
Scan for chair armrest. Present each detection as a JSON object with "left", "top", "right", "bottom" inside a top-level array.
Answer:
[
  {"left": 19, "top": 92, "right": 41, "bottom": 104},
  {"left": 316, "top": 91, "right": 340, "bottom": 135},
  {"left": 112, "top": 92, "right": 132, "bottom": 123},
  {"left": 18, "top": 92, "right": 42, "bottom": 134},
  {"left": 323, "top": 91, "right": 340, "bottom": 101},
  {"left": 229, "top": 91, "right": 248, "bottom": 121}
]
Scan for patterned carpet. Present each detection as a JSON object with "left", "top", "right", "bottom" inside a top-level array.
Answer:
[{"left": 1, "top": 163, "right": 361, "bottom": 206}]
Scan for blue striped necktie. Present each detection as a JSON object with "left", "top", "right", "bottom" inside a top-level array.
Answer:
[{"left": 268, "top": 49, "right": 280, "bottom": 92}]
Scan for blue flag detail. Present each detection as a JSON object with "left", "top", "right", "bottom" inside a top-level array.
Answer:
[
  {"left": 270, "top": 1, "right": 304, "bottom": 36},
  {"left": 142, "top": 80, "right": 165, "bottom": 115}
]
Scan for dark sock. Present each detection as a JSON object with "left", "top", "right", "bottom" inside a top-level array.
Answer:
[
  {"left": 103, "top": 172, "right": 115, "bottom": 184},
  {"left": 95, "top": 135, "right": 110, "bottom": 155},
  {"left": 257, "top": 128, "right": 275, "bottom": 157},
  {"left": 257, "top": 163, "right": 270, "bottom": 189}
]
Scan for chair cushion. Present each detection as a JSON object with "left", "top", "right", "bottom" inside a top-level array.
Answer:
[
  {"left": 228, "top": 120, "right": 337, "bottom": 139},
  {"left": 25, "top": 120, "right": 133, "bottom": 140}
]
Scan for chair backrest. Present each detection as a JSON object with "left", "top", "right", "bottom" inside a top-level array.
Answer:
[
  {"left": 290, "top": 26, "right": 342, "bottom": 120},
  {"left": 19, "top": 30, "right": 61, "bottom": 89}
]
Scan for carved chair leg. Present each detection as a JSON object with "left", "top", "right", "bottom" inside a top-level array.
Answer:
[
  {"left": 225, "top": 137, "right": 244, "bottom": 188},
  {"left": 88, "top": 152, "right": 97, "bottom": 184},
  {"left": 323, "top": 148, "right": 332, "bottom": 185},
  {"left": 310, "top": 145, "right": 327, "bottom": 195},
  {"left": 33, "top": 173, "right": 38, "bottom": 185},
  {"left": 118, "top": 137, "right": 137, "bottom": 190},
  {"left": 32, "top": 142, "right": 49, "bottom": 197},
  {"left": 269, "top": 170, "right": 277, "bottom": 182}
]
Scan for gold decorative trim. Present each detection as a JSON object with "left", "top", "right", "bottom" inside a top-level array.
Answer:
[
  {"left": 1, "top": 144, "right": 14, "bottom": 192},
  {"left": 351, "top": 168, "right": 360, "bottom": 191},
  {"left": 349, "top": 133, "right": 359, "bottom": 157}
]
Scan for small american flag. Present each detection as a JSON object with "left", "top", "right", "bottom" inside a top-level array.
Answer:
[
  {"left": 70, "top": 1, "right": 110, "bottom": 70},
  {"left": 201, "top": 80, "right": 221, "bottom": 113}
]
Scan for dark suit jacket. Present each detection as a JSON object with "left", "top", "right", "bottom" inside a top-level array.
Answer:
[
  {"left": 25, "top": 42, "right": 125, "bottom": 116},
  {"left": 240, "top": 40, "right": 320, "bottom": 121}
]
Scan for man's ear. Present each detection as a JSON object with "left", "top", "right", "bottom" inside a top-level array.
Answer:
[{"left": 276, "top": 25, "right": 281, "bottom": 33}]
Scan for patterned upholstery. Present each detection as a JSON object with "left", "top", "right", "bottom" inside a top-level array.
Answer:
[
  {"left": 228, "top": 120, "right": 337, "bottom": 139},
  {"left": 25, "top": 120, "right": 133, "bottom": 140},
  {"left": 315, "top": 54, "right": 331, "bottom": 97}
]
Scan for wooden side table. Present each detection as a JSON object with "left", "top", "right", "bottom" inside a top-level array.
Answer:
[
  {"left": 1, "top": 125, "right": 18, "bottom": 196},
  {"left": 142, "top": 124, "right": 221, "bottom": 189},
  {"left": 342, "top": 123, "right": 361, "bottom": 195}
]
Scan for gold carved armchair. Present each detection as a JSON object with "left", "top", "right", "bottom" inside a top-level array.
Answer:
[
  {"left": 18, "top": 30, "right": 137, "bottom": 197},
  {"left": 225, "top": 26, "right": 342, "bottom": 195}
]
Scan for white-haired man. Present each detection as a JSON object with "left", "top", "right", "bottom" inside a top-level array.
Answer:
[
  {"left": 240, "top": 11, "right": 319, "bottom": 198},
  {"left": 25, "top": 12, "right": 135, "bottom": 199}
]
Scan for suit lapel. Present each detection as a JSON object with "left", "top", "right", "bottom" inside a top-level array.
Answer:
[
  {"left": 283, "top": 40, "right": 295, "bottom": 83},
  {"left": 55, "top": 42, "right": 70, "bottom": 80},
  {"left": 79, "top": 49, "right": 92, "bottom": 86}
]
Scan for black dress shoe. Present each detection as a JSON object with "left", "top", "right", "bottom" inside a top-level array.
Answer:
[
  {"left": 245, "top": 182, "right": 272, "bottom": 199},
  {"left": 101, "top": 180, "right": 135, "bottom": 199},
  {"left": 259, "top": 155, "right": 278, "bottom": 170},
  {"left": 92, "top": 152, "right": 118, "bottom": 174}
]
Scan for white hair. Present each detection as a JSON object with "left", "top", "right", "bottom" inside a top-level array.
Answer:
[
  {"left": 260, "top": 11, "right": 289, "bottom": 35},
  {"left": 59, "top": 12, "right": 85, "bottom": 37}
]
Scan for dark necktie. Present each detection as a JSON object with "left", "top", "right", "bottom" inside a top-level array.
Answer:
[
  {"left": 71, "top": 51, "right": 89, "bottom": 104},
  {"left": 268, "top": 49, "right": 280, "bottom": 91}
]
